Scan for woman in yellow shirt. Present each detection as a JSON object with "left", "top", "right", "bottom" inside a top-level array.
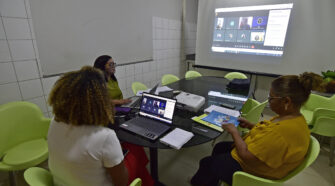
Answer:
[
  {"left": 191, "top": 73, "right": 315, "bottom": 186},
  {"left": 94, "top": 55, "right": 131, "bottom": 105}
]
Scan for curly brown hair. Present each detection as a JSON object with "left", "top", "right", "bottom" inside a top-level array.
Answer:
[{"left": 48, "top": 66, "right": 114, "bottom": 126}]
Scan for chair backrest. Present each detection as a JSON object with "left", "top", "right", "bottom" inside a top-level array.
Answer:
[
  {"left": 185, "top": 70, "right": 202, "bottom": 79},
  {"left": 241, "top": 99, "right": 268, "bottom": 124},
  {"left": 240, "top": 98, "right": 260, "bottom": 116},
  {"left": 224, "top": 72, "right": 248, "bottom": 81},
  {"left": 311, "top": 115, "right": 335, "bottom": 137},
  {"left": 0, "top": 102, "right": 50, "bottom": 158},
  {"left": 232, "top": 136, "right": 320, "bottom": 186},
  {"left": 129, "top": 178, "right": 142, "bottom": 186},
  {"left": 24, "top": 167, "right": 53, "bottom": 186},
  {"left": 302, "top": 93, "right": 335, "bottom": 111},
  {"left": 131, "top": 82, "right": 148, "bottom": 95},
  {"left": 161, "top": 74, "right": 180, "bottom": 86}
]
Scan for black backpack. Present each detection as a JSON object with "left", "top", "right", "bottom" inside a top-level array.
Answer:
[{"left": 227, "top": 78, "right": 250, "bottom": 90}]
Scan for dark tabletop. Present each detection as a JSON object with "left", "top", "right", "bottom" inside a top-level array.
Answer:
[{"left": 115, "top": 76, "right": 250, "bottom": 149}]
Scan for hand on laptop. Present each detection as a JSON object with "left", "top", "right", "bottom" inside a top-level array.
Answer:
[{"left": 121, "top": 99, "right": 132, "bottom": 105}]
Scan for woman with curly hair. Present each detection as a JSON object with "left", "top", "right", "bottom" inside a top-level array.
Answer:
[
  {"left": 48, "top": 66, "right": 153, "bottom": 186},
  {"left": 191, "top": 74, "right": 316, "bottom": 186},
  {"left": 93, "top": 55, "right": 154, "bottom": 186}
]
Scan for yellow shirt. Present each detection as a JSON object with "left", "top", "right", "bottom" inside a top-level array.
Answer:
[
  {"left": 231, "top": 116, "right": 310, "bottom": 179},
  {"left": 107, "top": 79, "right": 123, "bottom": 100}
]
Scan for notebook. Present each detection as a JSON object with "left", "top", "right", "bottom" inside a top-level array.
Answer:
[
  {"left": 159, "top": 128, "right": 194, "bottom": 149},
  {"left": 120, "top": 93, "right": 177, "bottom": 140}
]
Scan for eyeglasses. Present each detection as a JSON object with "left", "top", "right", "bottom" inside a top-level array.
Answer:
[
  {"left": 268, "top": 96, "right": 283, "bottom": 101},
  {"left": 108, "top": 62, "right": 117, "bottom": 67}
]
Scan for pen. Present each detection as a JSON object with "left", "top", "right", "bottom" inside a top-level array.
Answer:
[{"left": 193, "top": 127, "right": 208, "bottom": 132}]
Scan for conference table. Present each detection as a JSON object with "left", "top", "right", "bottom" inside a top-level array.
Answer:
[{"left": 115, "top": 76, "right": 251, "bottom": 186}]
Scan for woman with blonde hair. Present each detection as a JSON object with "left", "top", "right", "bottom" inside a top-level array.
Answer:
[
  {"left": 191, "top": 74, "right": 315, "bottom": 186},
  {"left": 48, "top": 66, "right": 127, "bottom": 186}
]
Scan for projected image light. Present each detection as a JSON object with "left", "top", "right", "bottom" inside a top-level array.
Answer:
[{"left": 211, "top": 3, "right": 293, "bottom": 57}]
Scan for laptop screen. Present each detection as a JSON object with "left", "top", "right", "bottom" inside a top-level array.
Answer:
[{"left": 139, "top": 93, "right": 177, "bottom": 124}]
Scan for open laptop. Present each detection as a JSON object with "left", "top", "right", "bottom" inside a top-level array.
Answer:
[
  {"left": 122, "top": 83, "right": 159, "bottom": 108},
  {"left": 120, "top": 92, "right": 177, "bottom": 140}
]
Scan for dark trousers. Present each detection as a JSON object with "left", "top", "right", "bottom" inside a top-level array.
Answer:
[{"left": 191, "top": 142, "right": 242, "bottom": 186}]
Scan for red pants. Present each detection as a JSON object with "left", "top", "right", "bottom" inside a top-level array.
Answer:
[{"left": 122, "top": 143, "right": 154, "bottom": 186}]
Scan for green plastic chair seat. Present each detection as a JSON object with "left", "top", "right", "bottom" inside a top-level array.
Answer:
[
  {"left": 24, "top": 167, "right": 142, "bottom": 186},
  {"left": 185, "top": 70, "right": 202, "bottom": 79},
  {"left": 130, "top": 178, "right": 142, "bottom": 186},
  {"left": 24, "top": 167, "right": 53, "bottom": 186},
  {"left": 224, "top": 72, "right": 248, "bottom": 81},
  {"left": 0, "top": 101, "right": 50, "bottom": 174},
  {"left": 231, "top": 136, "right": 320, "bottom": 186},
  {"left": 161, "top": 74, "right": 180, "bottom": 86},
  {"left": 131, "top": 82, "right": 148, "bottom": 95},
  {"left": 3, "top": 139, "right": 48, "bottom": 167}
]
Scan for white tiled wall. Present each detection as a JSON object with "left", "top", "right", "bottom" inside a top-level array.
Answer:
[
  {"left": 0, "top": 0, "right": 51, "bottom": 117},
  {"left": 184, "top": 22, "right": 197, "bottom": 54},
  {"left": 0, "top": 1, "right": 184, "bottom": 117}
]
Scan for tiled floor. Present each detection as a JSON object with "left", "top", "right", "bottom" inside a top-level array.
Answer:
[{"left": 1, "top": 108, "right": 335, "bottom": 186}]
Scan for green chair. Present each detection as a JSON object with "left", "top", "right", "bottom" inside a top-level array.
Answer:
[
  {"left": 0, "top": 102, "right": 51, "bottom": 185},
  {"left": 309, "top": 109, "right": 335, "bottom": 166},
  {"left": 24, "top": 167, "right": 53, "bottom": 186},
  {"left": 238, "top": 99, "right": 268, "bottom": 135},
  {"left": 185, "top": 70, "right": 202, "bottom": 79},
  {"left": 224, "top": 72, "right": 248, "bottom": 81},
  {"left": 131, "top": 82, "right": 148, "bottom": 95},
  {"left": 161, "top": 74, "right": 180, "bottom": 86},
  {"left": 300, "top": 93, "right": 335, "bottom": 125},
  {"left": 130, "top": 178, "right": 142, "bottom": 186},
  {"left": 24, "top": 167, "right": 142, "bottom": 186},
  {"left": 228, "top": 135, "right": 320, "bottom": 186},
  {"left": 240, "top": 99, "right": 268, "bottom": 124}
]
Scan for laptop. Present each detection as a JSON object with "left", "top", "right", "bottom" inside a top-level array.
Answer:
[
  {"left": 122, "top": 83, "right": 159, "bottom": 108},
  {"left": 120, "top": 92, "right": 177, "bottom": 140}
]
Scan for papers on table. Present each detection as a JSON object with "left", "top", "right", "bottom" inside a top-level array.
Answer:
[
  {"left": 202, "top": 110, "right": 239, "bottom": 127},
  {"left": 204, "top": 105, "right": 240, "bottom": 117},
  {"left": 136, "top": 86, "right": 173, "bottom": 96},
  {"left": 159, "top": 128, "right": 194, "bottom": 150}
]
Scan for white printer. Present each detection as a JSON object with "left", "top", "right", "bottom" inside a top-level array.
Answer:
[{"left": 175, "top": 92, "right": 205, "bottom": 112}]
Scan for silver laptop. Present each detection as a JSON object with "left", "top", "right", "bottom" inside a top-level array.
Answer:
[
  {"left": 120, "top": 93, "right": 177, "bottom": 140},
  {"left": 122, "top": 83, "right": 159, "bottom": 108}
]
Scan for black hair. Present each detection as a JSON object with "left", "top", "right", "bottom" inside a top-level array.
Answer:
[{"left": 93, "top": 55, "right": 117, "bottom": 82}]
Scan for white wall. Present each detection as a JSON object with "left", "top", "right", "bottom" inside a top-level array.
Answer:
[
  {"left": 0, "top": 0, "right": 51, "bottom": 117},
  {"left": 0, "top": 0, "right": 184, "bottom": 117},
  {"left": 184, "top": 0, "right": 198, "bottom": 55}
]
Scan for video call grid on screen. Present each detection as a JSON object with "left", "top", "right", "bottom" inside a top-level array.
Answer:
[
  {"left": 139, "top": 94, "right": 176, "bottom": 124},
  {"left": 212, "top": 3, "right": 293, "bottom": 57}
]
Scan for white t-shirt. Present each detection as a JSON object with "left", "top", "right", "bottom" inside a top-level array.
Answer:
[{"left": 47, "top": 119, "right": 124, "bottom": 186}]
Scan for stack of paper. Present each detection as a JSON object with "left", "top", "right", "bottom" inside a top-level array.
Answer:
[
  {"left": 192, "top": 114, "right": 223, "bottom": 132},
  {"left": 202, "top": 110, "right": 239, "bottom": 127},
  {"left": 204, "top": 105, "right": 240, "bottom": 117},
  {"left": 191, "top": 105, "right": 241, "bottom": 132},
  {"left": 159, "top": 128, "right": 194, "bottom": 149}
]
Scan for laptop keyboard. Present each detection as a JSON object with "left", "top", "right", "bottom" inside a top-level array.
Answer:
[{"left": 128, "top": 117, "right": 168, "bottom": 134}]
